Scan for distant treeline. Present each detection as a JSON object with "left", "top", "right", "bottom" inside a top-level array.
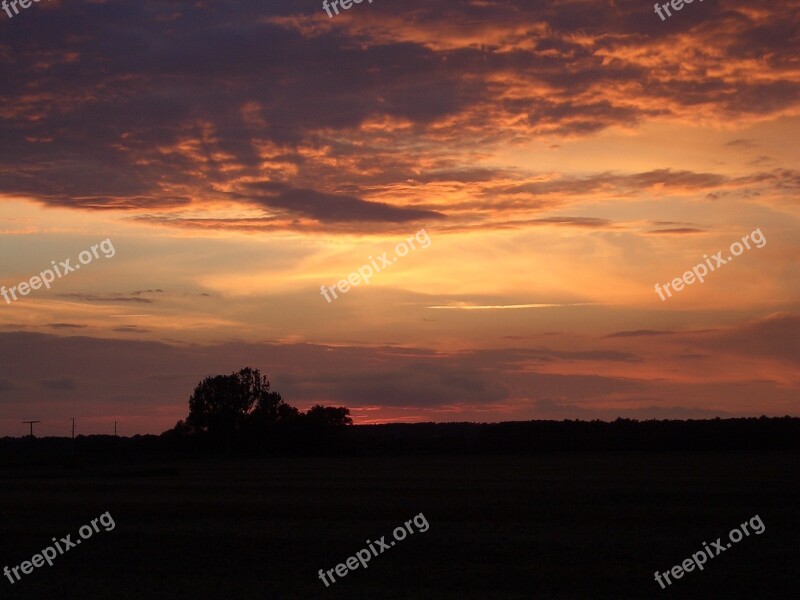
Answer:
[
  {"left": 348, "top": 416, "right": 800, "bottom": 454},
  {"left": 1, "top": 417, "right": 799, "bottom": 466}
]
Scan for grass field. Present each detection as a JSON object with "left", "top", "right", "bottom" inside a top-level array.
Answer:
[{"left": 1, "top": 452, "right": 798, "bottom": 599}]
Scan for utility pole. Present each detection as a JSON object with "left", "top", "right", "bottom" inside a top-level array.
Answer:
[
  {"left": 70, "top": 417, "right": 77, "bottom": 464},
  {"left": 114, "top": 421, "right": 117, "bottom": 437},
  {"left": 23, "top": 420, "right": 41, "bottom": 438}
]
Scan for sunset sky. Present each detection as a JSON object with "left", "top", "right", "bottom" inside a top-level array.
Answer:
[{"left": 1, "top": 0, "right": 798, "bottom": 436}]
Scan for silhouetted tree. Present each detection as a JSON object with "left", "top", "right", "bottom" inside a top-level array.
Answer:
[
  {"left": 303, "top": 405, "right": 353, "bottom": 426},
  {"left": 186, "top": 368, "right": 286, "bottom": 437},
  {"left": 278, "top": 403, "right": 302, "bottom": 421},
  {"left": 170, "top": 419, "right": 197, "bottom": 435},
  {"left": 250, "top": 384, "right": 293, "bottom": 423}
]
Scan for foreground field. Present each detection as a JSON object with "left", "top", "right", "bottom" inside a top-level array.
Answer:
[{"left": 1, "top": 452, "right": 798, "bottom": 599}]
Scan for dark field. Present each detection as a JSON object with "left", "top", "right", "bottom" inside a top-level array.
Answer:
[{"left": 1, "top": 452, "right": 798, "bottom": 599}]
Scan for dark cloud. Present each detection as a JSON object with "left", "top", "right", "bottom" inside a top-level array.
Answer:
[
  {"left": 285, "top": 363, "right": 510, "bottom": 408},
  {"left": 472, "top": 347, "right": 641, "bottom": 363},
  {"left": 48, "top": 323, "right": 89, "bottom": 329},
  {"left": 406, "top": 168, "right": 509, "bottom": 184},
  {"left": 647, "top": 228, "right": 705, "bottom": 234},
  {"left": 239, "top": 183, "right": 445, "bottom": 223},
  {"left": 698, "top": 313, "right": 800, "bottom": 365},
  {"left": 533, "top": 217, "right": 614, "bottom": 228},
  {"left": 652, "top": 221, "right": 700, "bottom": 227},
  {"left": 749, "top": 155, "right": 776, "bottom": 166},
  {"left": 499, "top": 169, "right": 728, "bottom": 197},
  {"left": 733, "top": 168, "right": 800, "bottom": 191},
  {"left": 113, "top": 326, "right": 152, "bottom": 333},
  {"left": 57, "top": 293, "right": 154, "bottom": 304},
  {"left": 606, "top": 330, "right": 674, "bottom": 338},
  {"left": 725, "top": 139, "right": 758, "bottom": 149},
  {"left": 41, "top": 377, "right": 77, "bottom": 391}
]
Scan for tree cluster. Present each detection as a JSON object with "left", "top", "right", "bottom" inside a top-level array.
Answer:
[{"left": 169, "top": 368, "right": 351, "bottom": 450}]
